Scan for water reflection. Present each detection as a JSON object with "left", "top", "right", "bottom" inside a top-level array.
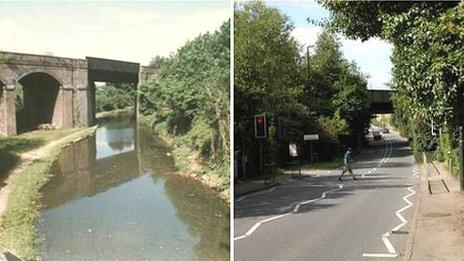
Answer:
[
  {"left": 96, "top": 122, "right": 134, "bottom": 160},
  {"left": 38, "top": 121, "right": 229, "bottom": 260}
]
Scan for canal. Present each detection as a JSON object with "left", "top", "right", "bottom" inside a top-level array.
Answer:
[{"left": 37, "top": 120, "right": 229, "bottom": 260}]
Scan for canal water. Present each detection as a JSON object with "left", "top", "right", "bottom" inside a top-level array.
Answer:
[{"left": 37, "top": 120, "right": 229, "bottom": 260}]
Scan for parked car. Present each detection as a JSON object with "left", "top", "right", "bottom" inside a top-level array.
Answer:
[
  {"left": 381, "top": 127, "right": 389, "bottom": 133},
  {"left": 372, "top": 131, "right": 382, "bottom": 140}
]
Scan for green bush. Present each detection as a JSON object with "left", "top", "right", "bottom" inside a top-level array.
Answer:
[
  {"left": 95, "top": 83, "right": 135, "bottom": 113},
  {"left": 140, "top": 21, "right": 230, "bottom": 190}
]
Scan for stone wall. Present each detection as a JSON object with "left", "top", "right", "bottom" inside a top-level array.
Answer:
[{"left": 0, "top": 51, "right": 90, "bottom": 135}]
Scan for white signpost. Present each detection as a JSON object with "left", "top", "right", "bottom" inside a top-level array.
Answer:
[
  {"left": 303, "top": 134, "right": 319, "bottom": 163},
  {"left": 303, "top": 134, "right": 319, "bottom": 141}
]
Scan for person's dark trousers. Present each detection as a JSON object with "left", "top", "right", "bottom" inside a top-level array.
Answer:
[{"left": 338, "top": 165, "right": 356, "bottom": 181}]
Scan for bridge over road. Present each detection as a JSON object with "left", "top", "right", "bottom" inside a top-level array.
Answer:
[
  {"left": 367, "top": 89, "right": 394, "bottom": 114},
  {"left": 0, "top": 51, "right": 156, "bottom": 136}
]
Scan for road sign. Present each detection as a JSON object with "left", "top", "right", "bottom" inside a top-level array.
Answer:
[
  {"left": 255, "top": 114, "right": 267, "bottom": 138},
  {"left": 303, "top": 134, "right": 319, "bottom": 141}
]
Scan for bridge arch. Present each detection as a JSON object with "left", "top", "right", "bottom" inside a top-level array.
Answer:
[
  {"left": 16, "top": 68, "right": 65, "bottom": 87},
  {"left": 16, "top": 72, "right": 62, "bottom": 133}
]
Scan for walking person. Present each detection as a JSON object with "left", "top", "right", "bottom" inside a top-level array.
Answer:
[{"left": 339, "top": 147, "right": 357, "bottom": 181}]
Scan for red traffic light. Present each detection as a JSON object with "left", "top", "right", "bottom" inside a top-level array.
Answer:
[{"left": 255, "top": 115, "right": 267, "bottom": 138}]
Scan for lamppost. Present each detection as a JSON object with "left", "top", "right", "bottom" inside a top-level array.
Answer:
[
  {"left": 306, "top": 44, "right": 314, "bottom": 162},
  {"left": 306, "top": 44, "right": 314, "bottom": 101}
]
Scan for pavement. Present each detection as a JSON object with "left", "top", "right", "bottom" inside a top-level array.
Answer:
[
  {"left": 234, "top": 132, "right": 421, "bottom": 260},
  {"left": 405, "top": 160, "right": 464, "bottom": 260}
]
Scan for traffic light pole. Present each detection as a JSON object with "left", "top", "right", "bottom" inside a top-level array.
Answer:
[
  {"left": 309, "top": 141, "right": 313, "bottom": 163},
  {"left": 259, "top": 139, "right": 264, "bottom": 177}
]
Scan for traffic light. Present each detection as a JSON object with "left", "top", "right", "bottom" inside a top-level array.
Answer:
[{"left": 255, "top": 114, "right": 267, "bottom": 138}]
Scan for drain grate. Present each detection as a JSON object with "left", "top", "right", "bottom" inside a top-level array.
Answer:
[{"left": 428, "top": 179, "right": 449, "bottom": 194}]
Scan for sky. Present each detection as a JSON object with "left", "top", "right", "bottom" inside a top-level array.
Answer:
[
  {"left": 266, "top": 1, "right": 393, "bottom": 90},
  {"left": 0, "top": 1, "right": 229, "bottom": 65}
]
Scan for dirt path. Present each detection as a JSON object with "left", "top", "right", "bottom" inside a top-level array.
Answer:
[{"left": 0, "top": 127, "right": 96, "bottom": 218}]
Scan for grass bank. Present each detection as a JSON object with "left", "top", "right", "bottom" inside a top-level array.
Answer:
[
  {"left": 95, "top": 106, "right": 133, "bottom": 122},
  {"left": 289, "top": 157, "right": 342, "bottom": 171},
  {"left": 139, "top": 116, "right": 229, "bottom": 201},
  {"left": 0, "top": 126, "right": 97, "bottom": 260},
  {"left": 0, "top": 129, "right": 81, "bottom": 182}
]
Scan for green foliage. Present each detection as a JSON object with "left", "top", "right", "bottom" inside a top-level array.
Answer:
[
  {"left": 436, "top": 125, "right": 460, "bottom": 176},
  {"left": 95, "top": 83, "right": 135, "bottom": 113},
  {"left": 323, "top": 1, "right": 464, "bottom": 167},
  {"left": 141, "top": 21, "right": 230, "bottom": 186},
  {"left": 234, "top": 2, "right": 370, "bottom": 177},
  {"left": 234, "top": 1, "right": 306, "bottom": 139}
]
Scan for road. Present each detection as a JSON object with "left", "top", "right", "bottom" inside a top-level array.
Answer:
[{"left": 234, "top": 132, "right": 420, "bottom": 260}]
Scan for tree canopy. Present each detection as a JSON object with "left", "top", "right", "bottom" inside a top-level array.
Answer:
[
  {"left": 322, "top": 1, "right": 464, "bottom": 168},
  {"left": 235, "top": 1, "right": 370, "bottom": 177}
]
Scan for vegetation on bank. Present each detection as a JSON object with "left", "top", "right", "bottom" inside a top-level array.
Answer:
[
  {"left": 234, "top": 2, "right": 370, "bottom": 178},
  {"left": 322, "top": 2, "right": 464, "bottom": 173},
  {"left": 0, "top": 127, "right": 97, "bottom": 260},
  {"left": 0, "top": 129, "right": 82, "bottom": 182},
  {"left": 95, "top": 83, "right": 135, "bottom": 113},
  {"left": 139, "top": 21, "right": 230, "bottom": 194},
  {"left": 95, "top": 106, "right": 133, "bottom": 122}
]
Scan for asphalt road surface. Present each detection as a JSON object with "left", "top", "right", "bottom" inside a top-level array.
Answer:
[{"left": 234, "top": 132, "right": 420, "bottom": 261}]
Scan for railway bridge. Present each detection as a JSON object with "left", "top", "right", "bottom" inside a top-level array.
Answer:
[{"left": 0, "top": 51, "right": 156, "bottom": 136}]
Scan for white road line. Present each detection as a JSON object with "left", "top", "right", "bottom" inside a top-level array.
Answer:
[
  {"left": 362, "top": 136, "right": 401, "bottom": 259},
  {"left": 362, "top": 253, "right": 398, "bottom": 258},
  {"left": 237, "top": 134, "right": 393, "bottom": 244},
  {"left": 382, "top": 235, "right": 396, "bottom": 254},
  {"left": 391, "top": 186, "right": 416, "bottom": 232},
  {"left": 235, "top": 187, "right": 277, "bottom": 202},
  {"left": 363, "top": 170, "right": 410, "bottom": 259},
  {"left": 235, "top": 184, "right": 329, "bottom": 203},
  {"left": 364, "top": 137, "right": 391, "bottom": 178},
  {"left": 235, "top": 184, "right": 343, "bottom": 241},
  {"left": 245, "top": 213, "right": 291, "bottom": 236},
  {"left": 292, "top": 184, "right": 343, "bottom": 213},
  {"left": 234, "top": 235, "right": 246, "bottom": 241}
]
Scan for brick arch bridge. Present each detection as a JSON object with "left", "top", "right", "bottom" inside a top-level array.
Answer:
[{"left": 0, "top": 51, "right": 156, "bottom": 136}]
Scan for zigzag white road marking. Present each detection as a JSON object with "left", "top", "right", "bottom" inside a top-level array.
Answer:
[
  {"left": 363, "top": 231, "right": 398, "bottom": 258},
  {"left": 391, "top": 186, "right": 416, "bottom": 232},
  {"left": 234, "top": 184, "right": 343, "bottom": 241},
  {"left": 363, "top": 186, "right": 416, "bottom": 258},
  {"left": 236, "top": 134, "right": 393, "bottom": 243},
  {"left": 292, "top": 184, "right": 343, "bottom": 213},
  {"left": 363, "top": 135, "right": 404, "bottom": 259},
  {"left": 235, "top": 184, "right": 335, "bottom": 203}
]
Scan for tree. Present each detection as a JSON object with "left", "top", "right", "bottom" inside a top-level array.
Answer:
[
  {"left": 95, "top": 83, "right": 136, "bottom": 112},
  {"left": 234, "top": 1, "right": 371, "bottom": 177},
  {"left": 140, "top": 20, "right": 230, "bottom": 185},
  {"left": 234, "top": 1, "right": 307, "bottom": 175},
  {"left": 306, "top": 31, "right": 370, "bottom": 152},
  {"left": 322, "top": 1, "right": 464, "bottom": 167}
]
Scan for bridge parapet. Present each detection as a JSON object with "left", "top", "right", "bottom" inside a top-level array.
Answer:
[
  {"left": 140, "top": 66, "right": 157, "bottom": 83},
  {"left": 0, "top": 51, "right": 87, "bottom": 71},
  {"left": 367, "top": 89, "right": 394, "bottom": 114}
]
